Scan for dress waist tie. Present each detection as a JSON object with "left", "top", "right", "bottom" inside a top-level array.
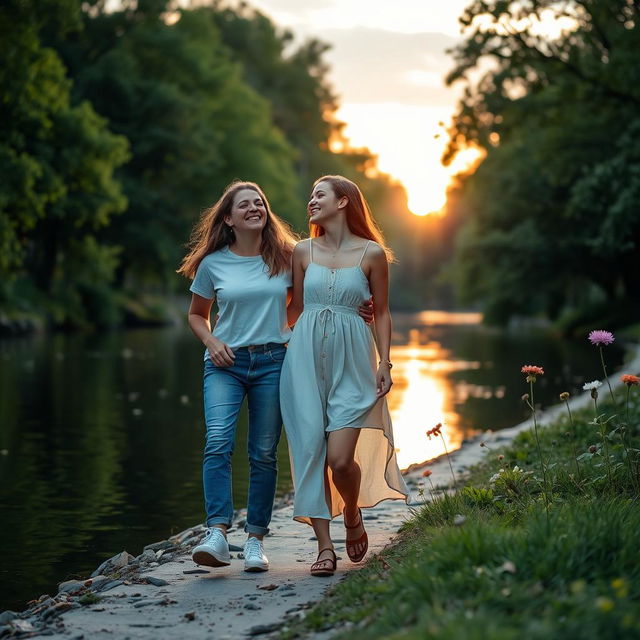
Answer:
[{"left": 304, "top": 303, "right": 360, "bottom": 336}]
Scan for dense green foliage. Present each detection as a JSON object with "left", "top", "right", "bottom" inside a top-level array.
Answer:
[
  {"left": 1, "top": 0, "right": 129, "bottom": 326},
  {"left": 58, "top": 4, "right": 305, "bottom": 288},
  {"left": 1, "top": 0, "right": 428, "bottom": 328},
  {"left": 281, "top": 370, "right": 640, "bottom": 639},
  {"left": 445, "top": 0, "right": 640, "bottom": 327}
]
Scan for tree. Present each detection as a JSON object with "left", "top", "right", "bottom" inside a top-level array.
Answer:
[
  {"left": 59, "top": 6, "right": 303, "bottom": 287},
  {"left": 445, "top": 0, "right": 640, "bottom": 325},
  {"left": 208, "top": 3, "right": 342, "bottom": 193},
  {"left": 0, "top": 0, "right": 129, "bottom": 325}
]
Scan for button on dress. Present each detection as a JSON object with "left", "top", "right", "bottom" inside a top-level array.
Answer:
[{"left": 280, "top": 240, "right": 408, "bottom": 523}]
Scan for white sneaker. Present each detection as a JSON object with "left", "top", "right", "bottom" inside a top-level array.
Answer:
[
  {"left": 243, "top": 536, "right": 269, "bottom": 572},
  {"left": 191, "top": 528, "right": 231, "bottom": 567}
]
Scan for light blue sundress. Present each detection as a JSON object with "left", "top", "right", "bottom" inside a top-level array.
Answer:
[{"left": 280, "top": 239, "right": 408, "bottom": 524}]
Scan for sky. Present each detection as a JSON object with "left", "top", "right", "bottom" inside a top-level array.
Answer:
[{"left": 238, "top": 0, "right": 478, "bottom": 215}]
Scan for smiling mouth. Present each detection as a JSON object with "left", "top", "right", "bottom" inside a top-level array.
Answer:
[{"left": 246, "top": 214, "right": 262, "bottom": 221}]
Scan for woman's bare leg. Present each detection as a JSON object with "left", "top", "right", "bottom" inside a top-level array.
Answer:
[
  {"left": 310, "top": 518, "right": 334, "bottom": 569},
  {"left": 326, "top": 429, "right": 366, "bottom": 550}
]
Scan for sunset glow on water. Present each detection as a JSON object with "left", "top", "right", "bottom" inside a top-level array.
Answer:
[{"left": 387, "top": 326, "right": 482, "bottom": 469}]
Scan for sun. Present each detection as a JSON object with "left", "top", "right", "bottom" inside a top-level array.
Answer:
[
  {"left": 336, "top": 103, "right": 481, "bottom": 218},
  {"left": 405, "top": 147, "right": 482, "bottom": 216},
  {"left": 405, "top": 177, "right": 448, "bottom": 217}
]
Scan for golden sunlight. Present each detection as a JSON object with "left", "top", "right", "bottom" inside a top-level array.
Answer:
[
  {"left": 337, "top": 103, "right": 481, "bottom": 217},
  {"left": 387, "top": 341, "right": 476, "bottom": 469}
]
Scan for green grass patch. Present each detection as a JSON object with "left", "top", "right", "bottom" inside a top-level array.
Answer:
[{"left": 279, "top": 388, "right": 640, "bottom": 639}]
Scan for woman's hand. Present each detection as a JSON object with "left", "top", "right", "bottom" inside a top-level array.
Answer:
[
  {"left": 376, "top": 362, "right": 393, "bottom": 398},
  {"left": 357, "top": 297, "right": 374, "bottom": 325},
  {"left": 205, "top": 336, "right": 235, "bottom": 367}
]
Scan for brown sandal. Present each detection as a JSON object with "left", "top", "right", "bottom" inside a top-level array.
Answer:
[
  {"left": 310, "top": 548, "right": 337, "bottom": 577},
  {"left": 344, "top": 508, "right": 368, "bottom": 563}
]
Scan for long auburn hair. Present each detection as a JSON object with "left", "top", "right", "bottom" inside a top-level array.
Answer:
[
  {"left": 309, "top": 175, "right": 394, "bottom": 262},
  {"left": 177, "top": 181, "right": 297, "bottom": 279}
]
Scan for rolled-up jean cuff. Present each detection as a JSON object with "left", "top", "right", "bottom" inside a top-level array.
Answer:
[
  {"left": 207, "top": 517, "right": 233, "bottom": 528},
  {"left": 245, "top": 523, "right": 269, "bottom": 535}
]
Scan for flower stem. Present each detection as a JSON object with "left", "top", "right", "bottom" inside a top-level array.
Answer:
[
  {"left": 564, "top": 399, "right": 581, "bottom": 481},
  {"left": 626, "top": 385, "right": 630, "bottom": 427},
  {"left": 594, "top": 395, "right": 613, "bottom": 488},
  {"left": 599, "top": 346, "right": 617, "bottom": 406},
  {"left": 623, "top": 386, "right": 637, "bottom": 492},
  {"left": 530, "top": 380, "right": 551, "bottom": 531},
  {"left": 439, "top": 433, "right": 457, "bottom": 489}
]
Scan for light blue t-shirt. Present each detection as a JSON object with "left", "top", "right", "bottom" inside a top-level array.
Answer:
[{"left": 190, "top": 246, "right": 292, "bottom": 352}]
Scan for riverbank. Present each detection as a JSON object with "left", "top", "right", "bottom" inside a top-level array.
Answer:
[
  {"left": 0, "top": 491, "right": 419, "bottom": 638},
  {"left": 2, "top": 341, "right": 638, "bottom": 639},
  {"left": 0, "top": 294, "right": 184, "bottom": 337}
]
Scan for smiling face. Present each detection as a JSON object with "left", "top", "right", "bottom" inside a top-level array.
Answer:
[
  {"left": 225, "top": 188, "right": 267, "bottom": 234},
  {"left": 308, "top": 180, "right": 347, "bottom": 225}
]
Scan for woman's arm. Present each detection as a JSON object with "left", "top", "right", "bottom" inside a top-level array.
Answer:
[
  {"left": 286, "top": 241, "right": 308, "bottom": 327},
  {"left": 188, "top": 293, "right": 235, "bottom": 366},
  {"left": 367, "top": 245, "right": 393, "bottom": 398}
]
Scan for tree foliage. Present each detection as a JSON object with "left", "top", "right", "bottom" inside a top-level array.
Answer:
[
  {"left": 207, "top": 3, "right": 346, "bottom": 190},
  {"left": 446, "top": 0, "right": 640, "bottom": 326},
  {"left": 59, "top": 5, "right": 303, "bottom": 286},
  {"left": 0, "top": 0, "right": 129, "bottom": 325}
]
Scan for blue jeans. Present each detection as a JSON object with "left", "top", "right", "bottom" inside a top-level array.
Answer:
[{"left": 202, "top": 343, "right": 286, "bottom": 535}]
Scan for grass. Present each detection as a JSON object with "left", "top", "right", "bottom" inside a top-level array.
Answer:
[{"left": 278, "top": 377, "right": 640, "bottom": 639}]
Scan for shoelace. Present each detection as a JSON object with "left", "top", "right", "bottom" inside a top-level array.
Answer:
[
  {"left": 245, "top": 538, "right": 263, "bottom": 556},
  {"left": 205, "top": 528, "right": 225, "bottom": 542}
]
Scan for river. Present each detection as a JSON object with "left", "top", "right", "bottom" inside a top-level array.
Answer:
[{"left": 0, "top": 312, "right": 625, "bottom": 611}]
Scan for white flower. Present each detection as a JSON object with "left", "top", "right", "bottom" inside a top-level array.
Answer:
[
  {"left": 489, "top": 468, "right": 505, "bottom": 484},
  {"left": 582, "top": 380, "right": 602, "bottom": 391},
  {"left": 512, "top": 465, "right": 521, "bottom": 473}
]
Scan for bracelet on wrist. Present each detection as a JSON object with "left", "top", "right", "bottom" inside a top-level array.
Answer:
[{"left": 378, "top": 359, "right": 393, "bottom": 369}]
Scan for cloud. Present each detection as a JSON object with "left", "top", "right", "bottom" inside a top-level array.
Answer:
[
  {"left": 248, "top": 0, "right": 333, "bottom": 24},
  {"left": 258, "top": 0, "right": 471, "bottom": 37},
  {"left": 254, "top": 0, "right": 332, "bottom": 9},
  {"left": 317, "top": 27, "right": 460, "bottom": 107},
  {"left": 242, "top": 2, "right": 464, "bottom": 107}
]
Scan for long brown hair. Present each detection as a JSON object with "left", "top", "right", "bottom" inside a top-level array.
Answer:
[
  {"left": 177, "top": 181, "right": 298, "bottom": 279},
  {"left": 309, "top": 175, "right": 394, "bottom": 262}
]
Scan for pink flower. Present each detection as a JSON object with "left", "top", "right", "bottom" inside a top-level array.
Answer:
[
  {"left": 422, "top": 469, "right": 433, "bottom": 478},
  {"left": 621, "top": 374, "right": 640, "bottom": 386},
  {"left": 588, "top": 330, "right": 615, "bottom": 346}
]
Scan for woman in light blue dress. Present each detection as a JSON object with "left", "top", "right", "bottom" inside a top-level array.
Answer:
[{"left": 280, "top": 175, "right": 408, "bottom": 576}]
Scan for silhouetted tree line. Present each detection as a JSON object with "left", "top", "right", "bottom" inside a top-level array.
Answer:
[{"left": 445, "top": 0, "right": 640, "bottom": 329}]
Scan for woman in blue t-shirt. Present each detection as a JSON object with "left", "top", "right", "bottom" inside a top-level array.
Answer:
[{"left": 177, "top": 181, "right": 298, "bottom": 573}]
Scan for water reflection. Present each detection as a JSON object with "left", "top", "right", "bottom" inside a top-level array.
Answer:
[
  {"left": 389, "top": 344, "right": 461, "bottom": 469},
  {"left": 388, "top": 317, "right": 486, "bottom": 468},
  {"left": 387, "top": 311, "right": 625, "bottom": 471}
]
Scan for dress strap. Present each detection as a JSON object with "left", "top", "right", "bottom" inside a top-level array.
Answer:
[
  {"left": 309, "top": 238, "right": 314, "bottom": 263},
  {"left": 357, "top": 240, "right": 372, "bottom": 266}
]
